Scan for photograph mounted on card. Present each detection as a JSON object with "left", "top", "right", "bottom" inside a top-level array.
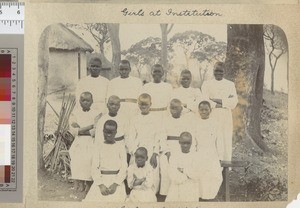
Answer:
[{"left": 36, "top": 21, "right": 288, "bottom": 203}]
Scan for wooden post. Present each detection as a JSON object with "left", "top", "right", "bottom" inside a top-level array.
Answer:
[{"left": 37, "top": 25, "right": 52, "bottom": 170}]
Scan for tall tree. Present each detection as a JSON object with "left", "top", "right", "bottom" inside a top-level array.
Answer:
[
  {"left": 169, "top": 30, "right": 226, "bottom": 87},
  {"left": 66, "top": 23, "right": 110, "bottom": 54},
  {"left": 263, "top": 25, "right": 288, "bottom": 94},
  {"left": 107, "top": 23, "right": 121, "bottom": 78},
  {"left": 160, "top": 23, "right": 174, "bottom": 76},
  {"left": 122, "top": 37, "right": 161, "bottom": 80},
  {"left": 225, "top": 25, "right": 270, "bottom": 153}
]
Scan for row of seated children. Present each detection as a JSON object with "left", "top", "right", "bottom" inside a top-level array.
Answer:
[
  {"left": 69, "top": 91, "right": 223, "bottom": 202},
  {"left": 76, "top": 57, "right": 237, "bottom": 165}
]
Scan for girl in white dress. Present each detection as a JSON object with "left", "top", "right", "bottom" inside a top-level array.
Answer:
[
  {"left": 127, "top": 147, "right": 157, "bottom": 202},
  {"left": 69, "top": 92, "right": 99, "bottom": 193},
  {"left": 196, "top": 100, "right": 223, "bottom": 200},
  {"left": 85, "top": 120, "right": 127, "bottom": 202},
  {"left": 166, "top": 132, "right": 199, "bottom": 202}
]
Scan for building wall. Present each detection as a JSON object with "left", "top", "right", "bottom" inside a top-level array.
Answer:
[{"left": 48, "top": 50, "right": 79, "bottom": 92}]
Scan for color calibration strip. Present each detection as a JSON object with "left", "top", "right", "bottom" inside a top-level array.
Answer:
[{"left": 0, "top": 49, "right": 17, "bottom": 188}]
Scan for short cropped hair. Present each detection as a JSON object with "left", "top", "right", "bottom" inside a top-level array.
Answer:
[
  {"left": 198, "top": 100, "right": 211, "bottom": 110},
  {"left": 180, "top": 69, "right": 192, "bottom": 76},
  {"left": 151, "top": 64, "right": 163, "bottom": 72},
  {"left": 89, "top": 57, "right": 102, "bottom": 65},
  {"left": 214, "top": 61, "right": 225, "bottom": 71},
  {"left": 170, "top": 98, "right": 182, "bottom": 106},
  {"left": 80, "top": 91, "right": 93, "bottom": 100},
  {"left": 135, "top": 147, "right": 148, "bottom": 157},
  {"left": 138, "top": 93, "right": 151, "bottom": 102},
  {"left": 120, "top": 59, "right": 131, "bottom": 68},
  {"left": 104, "top": 120, "right": 118, "bottom": 130},
  {"left": 180, "top": 132, "right": 193, "bottom": 140}
]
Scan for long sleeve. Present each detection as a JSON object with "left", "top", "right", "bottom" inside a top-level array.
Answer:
[
  {"left": 156, "top": 130, "right": 168, "bottom": 154},
  {"left": 200, "top": 82, "right": 217, "bottom": 108},
  {"left": 168, "top": 157, "right": 188, "bottom": 184},
  {"left": 91, "top": 145, "right": 102, "bottom": 186},
  {"left": 128, "top": 120, "right": 138, "bottom": 155},
  {"left": 127, "top": 166, "right": 134, "bottom": 189},
  {"left": 114, "top": 146, "right": 128, "bottom": 185},
  {"left": 222, "top": 82, "right": 238, "bottom": 110},
  {"left": 94, "top": 120, "right": 103, "bottom": 147},
  {"left": 68, "top": 113, "right": 79, "bottom": 137},
  {"left": 215, "top": 125, "right": 224, "bottom": 161},
  {"left": 183, "top": 157, "right": 198, "bottom": 180},
  {"left": 141, "top": 167, "right": 154, "bottom": 190}
]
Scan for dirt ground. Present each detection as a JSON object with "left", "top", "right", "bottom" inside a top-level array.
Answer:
[{"left": 39, "top": 88, "right": 288, "bottom": 202}]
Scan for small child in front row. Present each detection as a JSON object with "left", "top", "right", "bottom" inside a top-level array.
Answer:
[
  {"left": 127, "top": 147, "right": 157, "bottom": 202},
  {"left": 166, "top": 132, "right": 199, "bottom": 202},
  {"left": 69, "top": 91, "right": 99, "bottom": 193}
]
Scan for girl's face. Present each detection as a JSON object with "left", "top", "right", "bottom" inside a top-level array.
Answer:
[
  {"left": 135, "top": 151, "right": 148, "bottom": 167},
  {"left": 107, "top": 99, "right": 121, "bottom": 115},
  {"left": 119, "top": 63, "right": 131, "bottom": 79},
  {"left": 89, "top": 60, "right": 101, "bottom": 77},
  {"left": 80, "top": 95, "right": 93, "bottom": 111},
  {"left": 170, "top": 104, "right": 183, "bottom": 118},
  {"left": 138, "top": 100, "right": 151, "bottom": 115},
  {"left": 198, "top": 103, "right": 211, "bottom": 119},
  {"left": 179, "top": 136, "right": 192, "bottom": 153},
  {"left": 180, "top": 74, "right": 192, "bottom": 88},
  {"left": 213, "top": 69, "right": 224, "bottom": 81},
  {"left": 103, "top": 125, "right": 117, "bottom": 144},
  {"left": 151, "top": 68, "right": 164, "bottom": 83}
]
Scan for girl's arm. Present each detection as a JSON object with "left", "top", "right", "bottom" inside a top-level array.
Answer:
[{"left": 78, "top": 124, "right": 94, "bottom": 136}]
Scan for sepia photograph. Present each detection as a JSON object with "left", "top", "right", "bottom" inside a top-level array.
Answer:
[{"left": 36, "top": 23, "right": 288, "bottom": 203}]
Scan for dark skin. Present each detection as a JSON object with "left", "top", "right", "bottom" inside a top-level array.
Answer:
[
  {"left": 177, "top": 135, "right": 192, "bottom": 177},
  {"left": 71, "top": 93, "right": 95, "bottom": 192},
  {"left": 151, "top": 67, "right": 164, "bottom": 83},
  {"left": 198, "top": 103, "right": 211, "bottom": 120},
  {"left": 89, "top": 59, "right": 102, "bottom": 78},
  {"left": 119, "top": 62, "right": 131, "bottom": 79},
  {"left": 107, "top": 96, "right": 121, "bottom": 117},
  {"left": 99, "top": 124, "right": 119, "bottom": 195},
  {"left": 180, "top": 73, "right": 192, "bottom": 88},
  {"left": 170, "top": 101, "right": 183, "bottom": 119},
  {"left": 132, "top": 150, "right": 148, "bottom": 187},
  {"left": 137, "top": 98, "right": 162, "bottom": 168},
  {"left": 138, "top": 98, "right": 151, "bottom": 115},
  {"left": 71, "top": 93, "right": 94, "bottom": 136},
  {"left": 211, "top": 68, "right": 224, "bottom": 108}
]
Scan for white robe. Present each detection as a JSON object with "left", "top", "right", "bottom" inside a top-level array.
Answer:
[
  {"left": 195, "top": 116, "right": 223, "bottom": 199},
  {"left": 76, "top": 75, "right": 109, "bottom": 113},
  {"left": 94, "top": 113, "right": 129, "bottom": 153},
  {"left": 141, "top": 82, "right": 173, "bottom": 117},
  {"left": 85, "top": 141, "right": 127, "bottom": 202},
  {"left": 172, "top": 86, "right": 204, "bottom": 114},
  {"left": 159, "top": 114, "right": 197, "bottom": 195},
  {"left": 166, "top": 151, "right": 199, "bottom": 202},
  {"left": 129, "top": 113, "right": 167, "bottom": 193},
  {"left": 69, "top": 108, "right": 98, "bottom": 181},
  {"left": 201, "top": 78, "right": 238, "bottom": 161},
  {"left": 127, "top": 163, "right": 157, "bottom": 202},
  {"left": 107, "top": 76, "right": 142, "bottom": 120}
]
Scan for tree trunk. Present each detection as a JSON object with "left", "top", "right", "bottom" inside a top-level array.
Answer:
[
  {"left": 107, "top": 23, "right": 121, "bottom": 78},
  {"left": 99, "top": 41, "right": 104, "bottom": 54},
  {"left": 271, "top": 68, "right": 275, "bottom": 94},
  {"left": 160, "top": 24, "right": 168, "bottom": 71},
  {"left": 37, "top": 26, "right": 52, "bottom": 170},
  {"left": 225, "top": 24, "right": 270, "bottom": 153}
]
